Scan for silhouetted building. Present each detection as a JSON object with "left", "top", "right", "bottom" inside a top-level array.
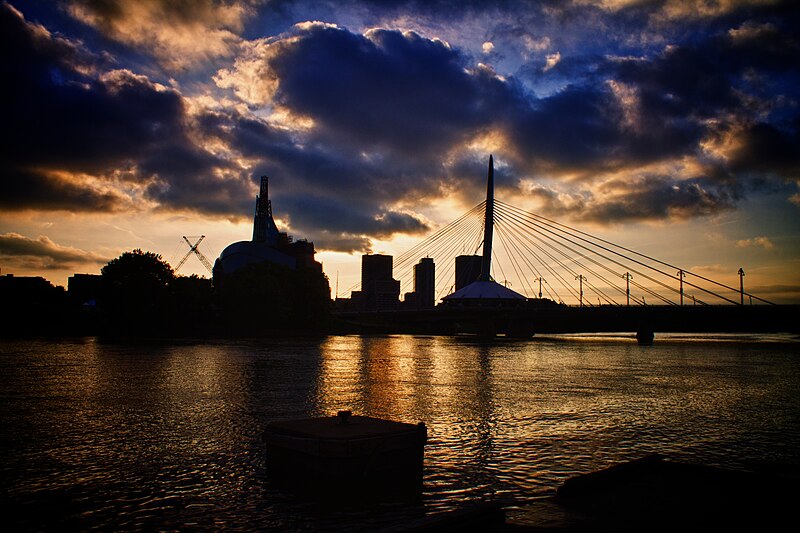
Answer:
[
  {"left": 68, "top": 273, "right": 103, "bottom": 305},
  {"left": 0, "top": 273, "right": 56, "bottom": 297},
  {"left": 403, "top": 291, "right": 417, "bottom": 308},
  {"left": 214, "top": 176, "right": 322, "bottom": 277},
  {"left": 0, "top": 274, "right": 64, "bottom": 306},
  {"left": 455, "top": 255, "right": 482, "bottom": 290},
  {"left": 412, "top": 257, "right": 435, "bottom": 308},
  {"left": 361, "top": 254, "right": 400, "bottom": 310}
]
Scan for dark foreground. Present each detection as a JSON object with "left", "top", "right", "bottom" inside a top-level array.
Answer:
[{"left": 398, "top": 455, "right": 798, "bottom": 531}]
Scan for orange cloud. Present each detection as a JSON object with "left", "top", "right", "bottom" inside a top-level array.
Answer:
[
  {"left": 736, "top": 236, "right": 775, "bottom": 250},
  {"left": 0, "top": 232, "right": 110, "bottom": 270},
  {"left": 67, "top": 0, "right": 250, "bottom": 70}
]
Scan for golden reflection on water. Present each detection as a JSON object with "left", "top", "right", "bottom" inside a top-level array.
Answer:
[{"left": 3, "top": 334, "right": 799, "bottom": 529}]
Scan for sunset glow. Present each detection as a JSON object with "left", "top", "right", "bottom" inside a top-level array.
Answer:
[{"left": 1, "top": 0, "right": 798, "bottom": 302}]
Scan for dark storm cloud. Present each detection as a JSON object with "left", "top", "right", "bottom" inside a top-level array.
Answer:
[
  {"left": 209, "top": 14, "right": 798, "bottom": 233},
  {"left": 244, "top": 20, "right": 721, "bottom": 182},
  {"left": 505, "top": 81, "right": 702, "bottom": 175},
  {"left": 0, "top": 167, "right": 128, "bottom": 212},
  {"left": 0, "top": 3, "right": 246, "bottom": 216},
  {"left": 198, "top": 108, "right": 400, "bottom": 202},
  {"left": 311, "top": 233, "right": 373, "bottom": 254},
  {"left": 279, "top": 193, "right": 429, "bottom": 251},
  {"left": 5, "top": 0, "right": 799, "bottom": 250},
  {"left": 524, "top": 175, "right": 739, "bottom": 223},
  {"left": 192, "top": 107, "right": 438, "bottom": 245},
  {"left": 255, "top": 24, "right": 513, "bottom": 155},
  {"left": 584, "top": 176, "right": 739, "bottom": 222},
  {"left": 138, "top": 140, "right": 254, "bottom": 217},
  {"left": 199, "top": 105, "right": 448, "bottom": 208},
  {"left": 727, "top": 119, "right": 800, "bottom": 179}
]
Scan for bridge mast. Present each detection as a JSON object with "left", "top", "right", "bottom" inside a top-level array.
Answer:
[{"left": 479, "top": 155, "right": 495, "bottom": 282}]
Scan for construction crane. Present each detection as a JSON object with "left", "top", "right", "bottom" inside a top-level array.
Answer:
[{"left": 175, "top": 235, "right": 213, "bottom": 275}]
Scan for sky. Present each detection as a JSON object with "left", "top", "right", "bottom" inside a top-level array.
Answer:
[{"left": 1, "top": 0, "right": 798, "bottom": 303}]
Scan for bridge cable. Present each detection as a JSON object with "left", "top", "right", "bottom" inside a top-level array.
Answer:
[
  {"left": 496, "top": 205, "right": 676, "bottom": 305},
  {"left": 496, "top": 214, "right": 578, "bottom": 302},
  {"left": 492, "top": 216, "right": 560, "bottom": 301},
  {"left": 495, "top": 223, "right": 536, "bottom": 296},
  {"left": 495, "top": 208, "right": 615, "bottom": 305},
  {"left": 495, "top": 203, "right": 703, "bottom": 305},
  {"left": 497, "top": 200, "right": 768, "bottom": 305},
  {"left": 497, "top": 209, "right": 619, "bottom": 304}
]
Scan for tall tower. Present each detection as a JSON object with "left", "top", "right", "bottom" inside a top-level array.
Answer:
[
  {"left": 252, "top": 176, "right": 279, "bottom": 245},
  {"left": 479, "top": 155, "right": 495, "bottom": 281},
  {"left": 361, "top": 254, "right": 400, "bottom": 310},
  {"left": 442, "top": 155, "right": 525, "bottom": 306},
  {"left": 414, "top": 257, "right": 436, "bottom": 308},
  {"left": 455, "top": 255, "right": 482, "bottom": 290}
]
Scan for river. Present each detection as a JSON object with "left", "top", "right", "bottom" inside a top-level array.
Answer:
[{"left": 2, "top": 334, "right": 799, "bottom": 530}]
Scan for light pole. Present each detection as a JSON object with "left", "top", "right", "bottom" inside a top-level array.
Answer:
[
  {"left": 534, "top": 277, "right": 543, "bottom": 298},
  {"left": 677, "top": 269, "right": 685, "bottom": 306},
  {"left": 738, "top": 268, "right": 745, "bottom": 305},
  {"left": 623, "top": 272, "right": 633, "bottom": 306},
  {"left": 575, "top": 274, "right": 586, "bottom": 307}
]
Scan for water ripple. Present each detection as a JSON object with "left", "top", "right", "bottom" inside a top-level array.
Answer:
[{"left": 2, "top": 335, "right": 799, "bottom": 530}]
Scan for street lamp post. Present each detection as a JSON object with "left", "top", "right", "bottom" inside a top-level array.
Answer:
[
  {"left": 738, "top": 268, "right": 745, "bottom": 305},
  {"left": 623, "top": 272, "right": 633, "bottom": 306},
  {"left": 575, "top": 274, "right": 586, "bottom": 307}
]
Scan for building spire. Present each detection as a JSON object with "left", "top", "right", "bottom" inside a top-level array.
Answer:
[
  {"left": 252, "top": 176, "right": 278, "bottom": 244},
  {"left": 479, "top": 155, "right": 494, "bottom": 281}
]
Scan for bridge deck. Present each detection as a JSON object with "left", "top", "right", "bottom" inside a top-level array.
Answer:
[{"left": 333, "top": 305, "right": 800, "bottom": 336}]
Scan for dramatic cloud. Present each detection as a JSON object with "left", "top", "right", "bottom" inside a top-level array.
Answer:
[
  {"left": 65, "top": 0, "right": 251, "bottom": 70},
  {"left": 0, "top": 232, "right": 110, "bottom": 270},
  {"left": 0, "top": 168, "right": 130, "bottom": 213},
  {"left": 216, "top": 23, "right": 513, "bottom": 157},
  {"left": 519, "top": 174, "right": 738, "bottom": 223},
  {"left": 279, "top": 193, "right": 429, "bottom": 251},
  {"left": 3, "top": 0, "right": 799, "bottom": 265},
  {"left": 0, "top": 3, "right": 250, "bottom": 217}
]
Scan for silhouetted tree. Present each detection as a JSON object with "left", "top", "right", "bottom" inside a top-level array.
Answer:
[
  {"left": 0, "top": 276, "right": 69, "bottom": 336},
  {"left": 169, "top": 274, "right": 216, "bottom": 335},
  {"left": 100, "top": 249, "right": 175, "bottom": 335}
]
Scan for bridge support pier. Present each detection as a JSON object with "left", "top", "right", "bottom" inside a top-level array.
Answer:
[{"left": 636, "top": 329, "right": 654, "bottom": 345}]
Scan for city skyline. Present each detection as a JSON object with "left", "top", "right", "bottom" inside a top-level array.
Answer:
[{"left": 1, "top": 0, "right": 798, "bottom": 302}]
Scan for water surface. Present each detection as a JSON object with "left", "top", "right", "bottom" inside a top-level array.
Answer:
[{"left": 2, "top": 334, "right": 799, "bottom": 530}]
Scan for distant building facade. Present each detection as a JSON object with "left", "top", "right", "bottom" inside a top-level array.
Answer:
[
  {"left": 455, "top": 255, "right": 482, "bottom": 290},
  {"left": 359, "top": 254, "right": 400, "bottom": 310},
  {"left": 0, "top": 274, "right": 58, "bottom": 298},
  {"left": 409, "top": 257, "right": 435, "bottom": 308},
  {"left": 68, "top": 273, "right": 103, "bottom": 305}
]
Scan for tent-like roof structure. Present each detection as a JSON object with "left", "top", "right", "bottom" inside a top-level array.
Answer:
[{"left": 442, "top": 280, "right": 525, "bottom": 301}]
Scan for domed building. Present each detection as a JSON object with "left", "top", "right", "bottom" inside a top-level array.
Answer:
[{"left": 213, "top": 177, "right": 322, "bottom": 278}]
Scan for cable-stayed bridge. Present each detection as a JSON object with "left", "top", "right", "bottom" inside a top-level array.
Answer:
[{"left": 335, "top": 157, "right": 796, "bottom": 339}]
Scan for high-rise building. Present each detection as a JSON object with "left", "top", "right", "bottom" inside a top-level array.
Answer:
[
  {"left": 361, "top": 254, "right": 400, "bottom": 310},
  {"left": 413, "top": 257, "right": 435, "bottom": 308},
  {"left": 455, "top": 255, "right": 482, "bottom": 290}
]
